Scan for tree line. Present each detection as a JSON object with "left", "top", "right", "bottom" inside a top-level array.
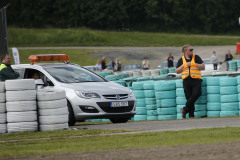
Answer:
[{"left": 6, "top": 0, "right": 240, "bottom": 33}]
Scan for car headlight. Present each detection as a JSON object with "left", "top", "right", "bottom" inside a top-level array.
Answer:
[
  {"left": 75, "top": 91, "right": 101, "bottom": 99},
  {"left": 129, "top": 89, "right": 135, "bottom": 97}
]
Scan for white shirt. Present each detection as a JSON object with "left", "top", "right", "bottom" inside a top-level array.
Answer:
[{"left": 211, "top": 55, "right": 218, "bottom": 64}]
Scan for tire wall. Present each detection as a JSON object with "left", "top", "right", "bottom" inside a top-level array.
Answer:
[{"left": 1, "top": 80, "right": 69, "bottom": 134}]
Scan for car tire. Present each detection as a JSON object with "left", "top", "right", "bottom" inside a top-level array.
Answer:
[
  {"left": 38, "top": 107, "right": 68, "bottom": 116},
  {"left": 38, "top": 99, "right": 67, "bottom": 109},
  {"left": 7, "top": 111, "right": 37, "bottom": 123},
  {"left": 7, "top": 122, "right": 38, "bottom": 133},
  {"left": 0, "top": 93, "right": 6, "bottom": 103},
  {"left": 39, "top": 123, "right": 68, "bottom": 131},
  {"left": 6, "top": 90, "right": 36, "bottom": 102},
  {"left": 0, "top": 113, "right": 6, "bottom": 123},
  {"left": 110, "top": 117, "right": 130, "bottom": 123},
  {"left": 0, "top": 103, "right": 6, "bottom": 113},
  {"left": 5, "top": 79, "right": 35, "bottom": 91},
  {"left": 6, "top": 101, "right": 36, "bottom": 112},
  {"left": 0, "top": 123, "right": 7, "bottom": 134},
  {"left": 37, "top": 88, "right": 65, "bottom": 101},
  {"left": 0, "top": 82, "right": 5, "bottom": 93},
  {"left": 39, "top": 115, "right": 68, "bottom": 125},
  {"left": 67, "top": 101, "right": 76, "bottom": 126}
]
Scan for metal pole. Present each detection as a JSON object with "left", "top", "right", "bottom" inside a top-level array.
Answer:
[{"left": 3, "top": 4, "right": 10, "bottom": 55}]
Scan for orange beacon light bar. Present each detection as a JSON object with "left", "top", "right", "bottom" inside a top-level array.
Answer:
[{"left": 28, "top": 54, "right": 69, "bottom": 64}]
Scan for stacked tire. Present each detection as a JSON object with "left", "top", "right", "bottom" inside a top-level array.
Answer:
[
  {"left": 5, "top": 79, "right": 38, "bottom": 133},
  {"left": 150, "top": 69, "right": 160, "bottom": 76},
  {"left": 0, "top": 82, "right": 6, "bottom": 134},
  {"left": 228, "top": 60, "right": 237, "bottom": 71},
  {"left": 175, "top": 79, "right": 188, "bottom": 119},
  {"left": 220, "top": 77, "right": 239, "bottom": 117},
  {"left": 155, "top": 80, "right": 177, "bottom": 120},
  {"left": 160, "top": 68, "right": 168, "bottom": 75},
  {"left": 144, "top": 81, "right": 157, "bottom": 120},
  {"left": 168, "top": 67, "right": 176, "bottom": 73},
  {"left": 206, "top": 77, "right": 221, "bottom": 117},
  {"left": 37, "top": 88, "right": 69, "bottom": 131},
  {"left": 132, "top": 82, "right": 147, "bottom": 121},
  {"left": 194, "top": 77, "right": 207, "bottom": 118},
  {"left": 141, "top": 70, "right": 151, "bottom": 77}
]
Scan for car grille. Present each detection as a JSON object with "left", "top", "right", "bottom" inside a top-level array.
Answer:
[
  {"left": 97, "top": 101, "right": 135, "bottom": 113},
  {"left": 102, "top": 94, "right": 128, "bottom": 100}
]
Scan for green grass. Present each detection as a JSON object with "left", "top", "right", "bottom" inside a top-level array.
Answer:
[
  {"left": 10, "top": 49, "right": 99, "bottom": 66},
  {"left": 1, "top": 127, "right": 240, "bottom": 158},
  {"left": 8, "top": 28, "right": 240, "bottom": 47}
]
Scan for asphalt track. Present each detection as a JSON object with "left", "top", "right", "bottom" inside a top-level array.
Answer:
[{"left": 73, "top": 117, "right": 240, "bottom": 133}]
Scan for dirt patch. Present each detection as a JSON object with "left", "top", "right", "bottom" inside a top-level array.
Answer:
[{"left": 6, "top": 141, "right": 240, "bottom": 160}]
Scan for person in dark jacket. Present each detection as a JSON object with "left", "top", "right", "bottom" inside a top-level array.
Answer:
[
  {"left": 225, "top": 50, "right": 233, "bottom": 71},
  {"left": 0, "top": 54, "right": 19, "bottom": 81}
]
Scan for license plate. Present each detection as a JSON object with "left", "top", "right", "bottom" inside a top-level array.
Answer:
[{"left": 111, "top": 101, "right": 128, "bottom": 107}]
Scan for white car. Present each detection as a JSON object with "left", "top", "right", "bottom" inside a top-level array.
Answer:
[{"left": 12, "top": 55, "right": 136, "bottom": 125}]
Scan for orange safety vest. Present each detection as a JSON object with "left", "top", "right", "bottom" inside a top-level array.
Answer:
[{"left": 181, "top": 54, "right": 202, "bottom": 79}]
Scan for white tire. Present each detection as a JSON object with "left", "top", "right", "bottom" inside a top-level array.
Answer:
[
  {"left": 39, "top": 115, "right": 68, "bottom": 125},
  {"left": 0, "top": 124, "right": 7, "bottom": 134},
  {"left": 6, "top": 90, "right": 36, "bottom": 102},
  {"left": 39, "top": 123, "right": 69, "bottom": 131},
  {"left": 0, "top": 93, "right": 6, "bottom": 103},
  {"left": 38, "top": 99, "right": 67, "bottom": 109},
  {"left": 37, "top": 88, "right": 65, "bottom": 101},
  {"left": 0, "top": 103, "right": 6, "bottom": 113},
  {"left": 5, "top": 79, "right": 35, "bottom": 91},
  {"left": 7, "top": 111, "right": 37, "bottom": 123},
  {"left": 0, "top": 113, "right": 6, "bottom": 123},
  {"left": 38, "top": 107, "right": 68, "bottom": 116},
  {"left": 6, "top": 101, "right": 36, "bottom": 112},
  {"left": 7, "top": 122, "right": 38, "bottom": 133},
  {"left": 0, "top": 82, "right": 5, "bottom": 93}
]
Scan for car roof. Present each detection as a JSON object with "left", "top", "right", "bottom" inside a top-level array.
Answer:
[{"left": 12, "top": 63, "right": 80, "bottom": 69}]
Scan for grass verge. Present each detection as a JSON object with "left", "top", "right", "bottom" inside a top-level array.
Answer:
[
  {"left": 1, "top": 127, "right": 240, "bottom": 158},
  {"left": 8, "top": 28, "right": 240, "bottom": 47}
]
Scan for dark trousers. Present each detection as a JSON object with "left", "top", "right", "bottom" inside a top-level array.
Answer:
[
  {"left": 183, "top": 78, "right": 202, "bottom": 117},
  {"left": 213, "top": 64, "right": 218, "bottom": 70}
]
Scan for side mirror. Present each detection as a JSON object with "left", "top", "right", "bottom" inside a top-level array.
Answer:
[{"left": 35, "top": 79, "right": 44, "bottom": 85}]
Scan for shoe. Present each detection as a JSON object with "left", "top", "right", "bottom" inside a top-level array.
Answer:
[{"left": 180, "top": 108, "right": 186, "bottom": 119}]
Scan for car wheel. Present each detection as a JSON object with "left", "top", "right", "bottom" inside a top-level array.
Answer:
[
  {"left": 67, "top": 101, "right": 76, "bottom": 126},
  {"left": 110, "top": 117, "right": 130, "bottom": 123}
]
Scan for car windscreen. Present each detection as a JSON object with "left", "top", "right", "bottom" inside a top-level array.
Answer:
[{"left": 44, "top": 66, "right": 106, "bottom": 83}]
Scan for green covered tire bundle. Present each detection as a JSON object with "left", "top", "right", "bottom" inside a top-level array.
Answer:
[
  {"left": 134, "top": 115, "right": 147, "bottom": 121},
  {"left": 157, "top": 107, "right": 177, "bottom": 115},
  {"left": 160, "top": 99, "right": 176, "bottom": 107},
  {"left": 207, "top": 86, "right": 220, "bottom": 94},
  {"left": 207, "top": 94, "right": 221, "bottom": 103},
  {"left": 221, "top": 94, "right": 238, "bottom": 103},
  {"left": 220, "top": 86, "right": 238, "bottom": 95},
  {"left": 135, "top": 98, "right": 146, "bottom": 107},
  {"left": 221, "top": 102, "right": 239, "bottom": 111},
  {"left": 207, "top": 111, "right": 220, "bottom": 117},
  {"left": 220, "top": 77, "right": 237, "bottom": 86},
  {"left": 144, "top": 90, "right": 155, "bottom": 98},
  {"left": 135, "top": 107, "right": 147, "bottom": 115},
  {"left": 158, "top": 115, "right": 177, "bottom": 120},
  {"left": 155, "top": 90, "right": 176, "bottom": 99},
  {"left": 207, "top": 102, "right": 221, "bottom": 111},
  {"left": 147, "top": 116, "right": 158, "bottom": 120},
  {"left": 220, "top": 111, "right": 239, "bottom": 117}
]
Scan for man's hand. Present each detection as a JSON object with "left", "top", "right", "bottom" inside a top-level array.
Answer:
[
  {"left": 187, "top": 62, "right": 191, "bottom": 67},
  {"left": 196, "top": 63, "right": 205, "bottom": 70}
]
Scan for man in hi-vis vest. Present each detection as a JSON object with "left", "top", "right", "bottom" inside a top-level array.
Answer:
[
  {"left": 176, "top": 45, "right": 205, "bottom": 118},
  {"left": 0, "top": 54, "right": 19, "bottom": 81}
]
